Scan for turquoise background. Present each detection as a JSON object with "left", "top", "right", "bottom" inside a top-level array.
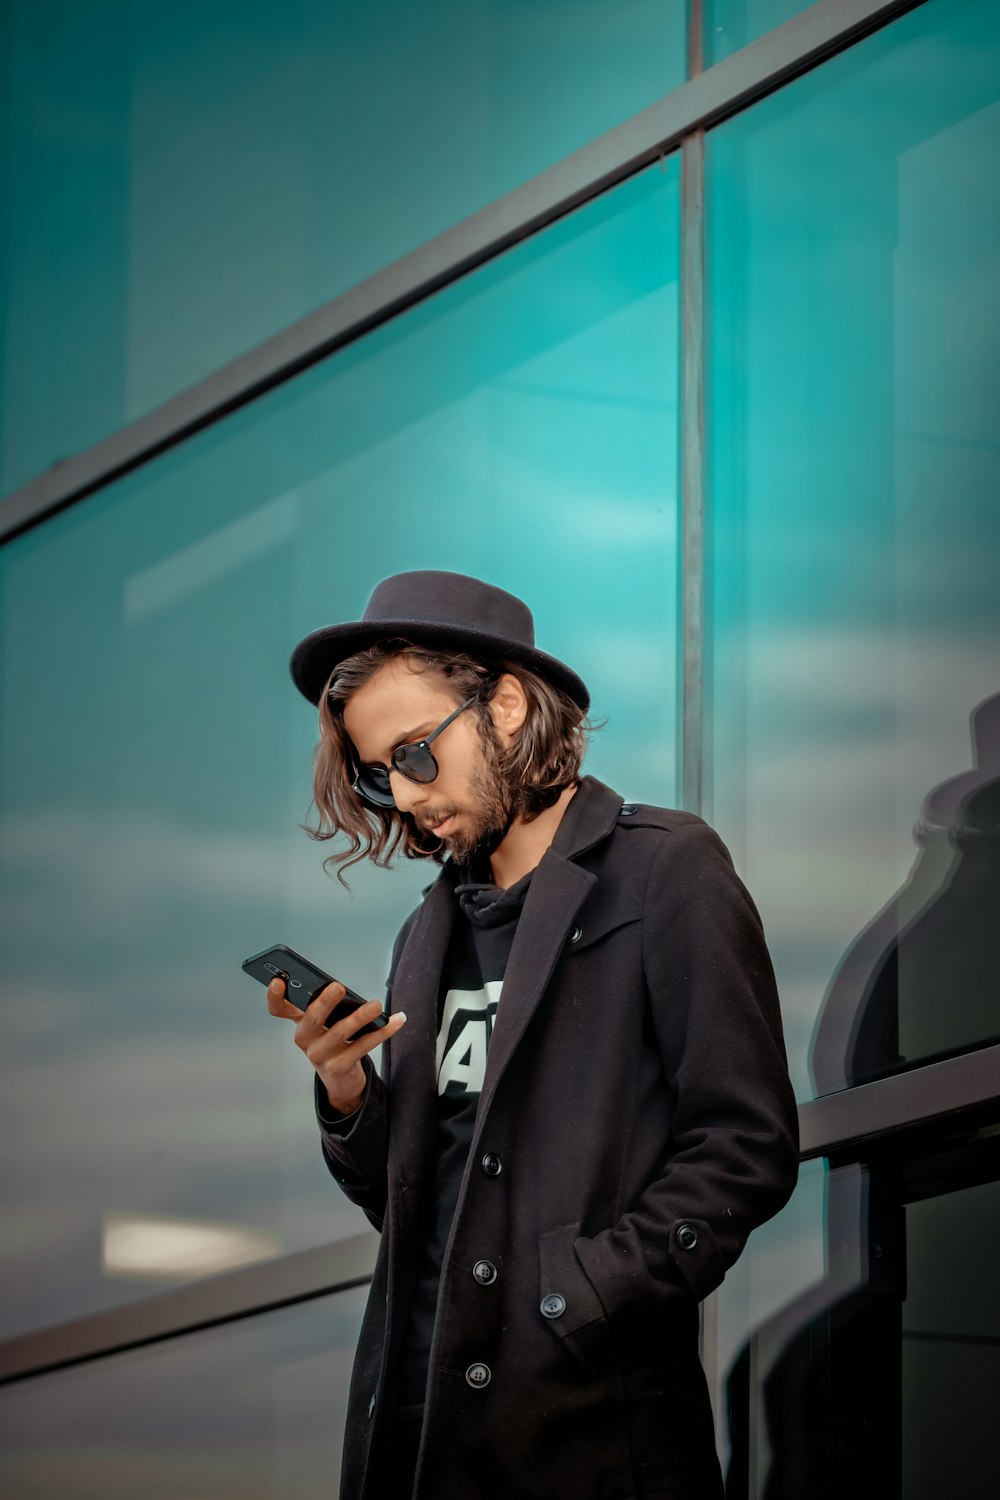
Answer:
[
  {"left": 707, "top": 0, "right": 1000, "bottom": 1100},
  {"left": 0, "top": 157, "right": 681, "bottom": 1345},
  {"left": 1, "top": 0, "right": 999, "bottom": 1491},
  {"left": 0, "top": 0, "right": 686, "bottom": 499}
]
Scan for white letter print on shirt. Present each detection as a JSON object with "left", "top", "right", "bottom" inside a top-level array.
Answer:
[{"left": 436, "top": 980, "right": 503, "bottom": 1097}]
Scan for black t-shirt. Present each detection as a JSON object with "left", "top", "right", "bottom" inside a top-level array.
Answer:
[{"left": 390, "top": 853, "right": 533, "bottom": 1415}]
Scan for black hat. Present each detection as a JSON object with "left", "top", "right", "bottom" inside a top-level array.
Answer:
[{"left": 289, "top": 570, "right": 590, "bottom": 712}]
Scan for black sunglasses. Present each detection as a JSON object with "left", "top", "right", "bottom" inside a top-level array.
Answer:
[{"left": 349, "top": 693, "right": 480, "bottom": 809}]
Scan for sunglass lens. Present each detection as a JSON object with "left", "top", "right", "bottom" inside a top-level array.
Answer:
[
  {"left": 355, "top": 767, "right": 395, "bottom": 808},
  {"left": 395, "top": 744, "right": 438, "bottom": 783}
]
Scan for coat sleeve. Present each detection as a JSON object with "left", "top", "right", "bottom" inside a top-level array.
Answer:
[
  {"left": 313, "top": 904, "right": 421, "bottom": 1234},
  {"left": 574, "top": 820, "right": 800, "bottom": 1342}
]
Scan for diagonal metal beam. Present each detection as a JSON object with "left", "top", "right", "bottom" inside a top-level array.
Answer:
[
  {"left": 798, "top": 1043, "right": 1000, "bottom": 1159},
  {"left": 0, "top": 0, "right": 926, "bottom": 545},
  {"left": 0, "top": 1229, "right": 379, "bottom": 1386},
  {"left": 1, "top": 1040, "right": 996, "bottom": 1387}
]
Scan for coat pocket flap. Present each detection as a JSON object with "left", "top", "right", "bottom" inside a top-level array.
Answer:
[{"left": 537, "top": 1221, "right": 614, "bottom": 1376}]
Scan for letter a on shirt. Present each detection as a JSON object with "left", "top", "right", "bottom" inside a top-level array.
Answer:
[{"left": 436, "top": 980, "right": 502, "bottom": 1096}]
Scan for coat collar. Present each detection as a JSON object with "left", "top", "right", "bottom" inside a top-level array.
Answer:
[
  {"left": 416, "top": 772, "right": 625, "bottom": 901},
  {"left": 386, "top": 773, "right": 625, "bottom": 1188},
  {"left": 546, "top": 773, "right": 627, "bottom": 862}
]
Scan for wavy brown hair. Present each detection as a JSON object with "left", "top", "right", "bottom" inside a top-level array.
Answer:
[{"left": 298, "top": 636, "right": 602, "bottom": 885}]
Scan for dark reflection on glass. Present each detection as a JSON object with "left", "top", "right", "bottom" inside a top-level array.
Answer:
[
  {"left": 0, "top": 1284, "right": 367, "bottom": 1498},
  {"left": 724, "top": 696, "right": 1000, "bottom": 1496},
  {"left": 811, "top": 693, "right": 1000, "bottom": 1093},
  {"left": 901, "top": 1172, "right": 1000, "bottom": 1497},
  {"left": 723, "top": 1115, "right": 1000, "bottom": 1498},
  {"left": 725, "top": 1162, "right": 902, "bottom": 1499},
  {"left": 728, "top": 1092, "right": 1000, "bottom": 1500}
]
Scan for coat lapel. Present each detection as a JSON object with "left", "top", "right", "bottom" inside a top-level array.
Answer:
[
  {"left": 473, "top": 848, "right": 596, "bottom": 1128},
  {"left": 386, "top": 870, "right": 455, "bottom": 1191},
  {"left": 386, "top": 777, "right": 624, "bottom": 1187},
  {"left": 468, "top": 777, "right": 624, "bottom": 1132}
]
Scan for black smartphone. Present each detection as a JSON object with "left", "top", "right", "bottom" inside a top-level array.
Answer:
[{"left": 242, "top": 943, "right": 390, "bottom": 1038}]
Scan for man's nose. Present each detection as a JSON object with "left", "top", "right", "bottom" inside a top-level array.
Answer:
[{"left": 388, "top": 769, "right": 427, "bottom": 816}]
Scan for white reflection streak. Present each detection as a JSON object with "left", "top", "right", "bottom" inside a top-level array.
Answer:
[
  {"left": 101, "top": 1209, "right": 281, "bottom": 1282},
  {"left": 123, "top": 491, "right": 298, "bottom": 623}
]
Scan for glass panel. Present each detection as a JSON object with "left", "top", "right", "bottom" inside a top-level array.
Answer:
[
  {"left": 901, "top": 1178, "right": 1000, "bottom": 1499},
  {"left": 704, "top": 0, "right": 811, "bottom": 66},
  {"left": 706, "top": 0, "right": 1000, "bottom": 1101},
  {"left": 0, "top": 1284, "right": 367, "bottom": 1498},
  {"left": 0, "top": 157, "right": 681, "bottom": 1342},
  {"left": 713, "top": 1140, "right": 1000, "bottom": 1499},
  {"left": 712, "top": 1158, "right": 869, "bottom": 1495},
  {"left": 0, "top": 0, "right": 686, "bottom": 499}
]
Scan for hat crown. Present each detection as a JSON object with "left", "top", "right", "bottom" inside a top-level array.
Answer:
[
  {"left": 288, "top": 567, "right": 588, "bottom": 713},
  {"left": 363, "top": 570, "right": 535, "bottom": 648}
]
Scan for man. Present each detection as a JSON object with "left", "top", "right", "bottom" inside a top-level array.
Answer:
[{"left": 269, "top": 569, "right": 799, "bottom": 1500}]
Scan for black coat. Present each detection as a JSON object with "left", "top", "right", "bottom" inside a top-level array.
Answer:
[{"left": 314, "top": 775, "right": 799, "bottom": 1500}]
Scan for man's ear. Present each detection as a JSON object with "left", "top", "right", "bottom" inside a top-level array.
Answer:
[{"left": 489, "top": 672, "right": 528, "bottom": 740}]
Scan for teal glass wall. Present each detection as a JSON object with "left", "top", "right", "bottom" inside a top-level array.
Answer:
[
  {"left": 0, "top": 0, "right": 686, "bottom": 501},
  {"left": 0, "top": 1283, "right": 367, "bottom": 1497},
  {"left": 0, "top": 158, "right": 680, "bottom": 1343},
  {"left": 704, "top": 0, "right": 810, "bottom": 64},
  {"left": 705, "top": 0, "right": 1000, "bottom": 1102},
  {"left": 901, "top": 1176, "right": 1000, "bottom": 1498},
  {"left": 712, "top": 1149, "right": 1000, "bottom": 1497},
  {"left": 710, "top": 1157, "right": 840, "bottom": 1487}
]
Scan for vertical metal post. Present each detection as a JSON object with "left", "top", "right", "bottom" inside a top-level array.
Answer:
[
  {"left": 681, "top": 0, "right": 706, "bottom": 819},
  {"left": 684, "top": 0, "right": 722, "bottom": 1451}
]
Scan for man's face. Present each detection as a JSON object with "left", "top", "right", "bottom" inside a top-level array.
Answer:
[{"left": 342, "top": 657, "right": 519, "bottom": 864}]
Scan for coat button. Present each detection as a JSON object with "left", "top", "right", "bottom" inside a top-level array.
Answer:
[
  {"left": 569, "top": 925, "right": 582, "bottom": 944},
  {"left": 368, "top": 1392, "right": 376, "bottom": 1418},
  {"left": 540, "top": 1292, "right": 566, "bottom": 1319},
  {"left": 620, "top": 802, "right": 637, "bottom": 816},
  {"left": 465, "top": 1362, "right": 491, "bottom": 1388},
  {"left": 481, "top": 1152, "right": 502, "bottom": 1177},
  {"left": 472, "top": 1259, "right": 498, "bottom": 1285},
  {"left": 676, "top": 1223, "right": 699, "bottom": 1251}
]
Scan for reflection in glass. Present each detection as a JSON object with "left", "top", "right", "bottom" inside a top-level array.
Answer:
[
  {"left": 0, "top": 158, "right": 681, "bottom": 1343},
  {"left": 706, "top": 0, "right": 1000, "bottom": 1101},
  {"left": 0, "top": 1284, "right": 367, "bottom": 1498},
  {"left": 100, "top": 1209, "right": 281, "bottom": 1282},
  {"left": 716, "top": 1137, "right": 1000, "bottom": 1500},
  {"left": 813, "top": 693, "right": 1000, "bottom": 1091},
  {"left": 901, "top": 1174, "right": 1000, "bottom": 1499},
  {"left": 0, "top": 0, "right": 686, "bottom": 499}
]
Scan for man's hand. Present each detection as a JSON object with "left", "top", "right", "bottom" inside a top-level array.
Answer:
[{"left": 267, "top": 976, "right": 406, "bottom": 1115}]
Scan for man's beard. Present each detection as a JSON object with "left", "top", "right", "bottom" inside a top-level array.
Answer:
[{"left": 420, "top": 714, "right": 520, "bottom": 866}]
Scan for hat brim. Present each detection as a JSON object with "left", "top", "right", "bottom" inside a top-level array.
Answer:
[{"left": 289, "top": 619, "right": 590, "bottom": 713}]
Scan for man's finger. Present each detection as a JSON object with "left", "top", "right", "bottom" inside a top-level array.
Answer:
[
  {"left": 267, "top": 976, "right": 305, "bottom": 1019},
  {"left": 305, "top": 980, "right": 351, "bottom": 1025}
]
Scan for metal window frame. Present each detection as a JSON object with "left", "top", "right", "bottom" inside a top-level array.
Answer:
[
  {"left": 0, "top": 1231, "right": 379, "bottom": 1386},
  {"left": 0, "top": 0, "right": 923, "bottom": 547},
  {"left": 798, "top": 1042, "right": 1000, "bottom": 1162},
  {"left": 4, "top": 1043, "right": 996, "bottom": 1389},
  {"left": 4, "top": 0, "right": 983, "bottom": 1397}
]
